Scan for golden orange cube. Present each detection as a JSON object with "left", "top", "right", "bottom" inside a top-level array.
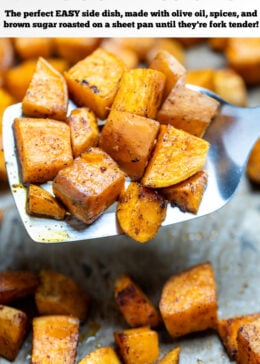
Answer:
[
  {"left": 237, "top": 317, "right": 260, "bottom": 364},
  {"left": 158, "top": 347, "right": 181, "bottom": 364},
  {"left": 78, "top": 347, "right": 121, "bottom": 364}
]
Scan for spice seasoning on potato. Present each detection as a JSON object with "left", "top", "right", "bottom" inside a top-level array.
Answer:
[{"left": 236, "top": 317, "right": 260, "bottom": 364}]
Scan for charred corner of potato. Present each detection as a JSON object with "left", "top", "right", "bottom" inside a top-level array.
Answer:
[
  {"left": 159, "top": 262, "right": 218, "bottom": 338},
  {"left": 35, "top": 269, "right": 90, "bottom": 322},
  {"left": 114, "top": 326, "right": 160, "bottom": 364},
  {"left": 114, "top": 273, "right": 161, "bottom": 328},
  {"left": 236, "top": 316, "right": 260, "bottom": 364},
  {"left": 78, "top": 346, "right": 121, "bottom": 364}
]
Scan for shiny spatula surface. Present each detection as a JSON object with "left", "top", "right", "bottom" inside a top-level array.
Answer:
[{"left": 3, "top": 86, "right": 260, "bottom": 243}]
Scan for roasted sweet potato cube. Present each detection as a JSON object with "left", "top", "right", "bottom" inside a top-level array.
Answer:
[
  {"left": 141, "top": 125, "right": 209, "bottom": 188},
  {"left": 14, "top": 38, "right": 54, "bottom": 60},
  {"left": 53, "top": 147, "right": 125, "bottom": 225},
  {"left": 35, "top": 269, "right": 90, "bottom": 321},
  {"left": 31, "top": 315, "right": 79, "bottom": 364},
  {"left": 67, "top": 107, "right": 99, "bottom": 158},
  {"left": 65, "top": 48, "right": 126, "bottom": 120},
  {"left": 27, "top": 184, "right": 66, "bottom": 220},
  {"left": 159, "top": 262, "right": 218, "bottom": 338},
  {"left": 158, "top": 347, "right": 181, "bottom": 364},
  {"left": 78, "top": 347, "right": 121, "bottom": 364},
  {"left": 113, "top": 38, "right": 156, "bottom": 61},
  {"left": 157, "top": 83, "right": 219, "bottom": 137},
  {"left": 149, "top": 49, "right": 186, "bottom": 99},
  {"left": 247, "top": 139, "right": 260, "bottom": 184},
  {"left": 114, "top": 327, "right": 160, "bottom": 364},
  {"left": 99, "top": 109, "right": 160, "bottom": 181},
  {"left": 237, "top": 317, "right": 260, "bottom": 364},
  {"left": 13, "top": 117, "right": 73, "bottom": 184},
  {"left": 217, "top": 313, "right": 260, "bottom": 361},
  {"left": 117, "top": 182, "right": 167, "bottom": 243},
  {"left": 161, "top": 170, "right": 208, "bottom": 214},
  {"left": 101, "top": 38, "right": 139, "bottom": 69},
  {"left": 114, "top": 273, "right": 161, "bottom": 328},
  {"left": 0, "top": 305, "right": 28, "bottom": 361},
  {"left": 111, "top": 68, "right": 166, "bottom": 119},
  {"left": 145, "top": 38, "right": 185, "bottom": 66},
  {"left": 0, "top": 270, "right": 39, "bottom": 304},
  {"left": 185, "top": 68, "right": 215, "bottom": 91}
]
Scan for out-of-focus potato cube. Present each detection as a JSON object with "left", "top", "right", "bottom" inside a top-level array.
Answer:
[
  {"left": 208, "top": 38, "right": 229, "bottom": 52},
  {"left": 0, "top": 270, "right": 39, "bottom": 305},
  {"left": 237, "top": 317, "right": 260, "bottom": 364},
  {"left": 0, "top": 38, "right": 14, "bottom": 73},
  {"left": 31, "top": 315, "right": 79, "bottom": 364},
  {"left": 100, "top": 38, "right": 139, "bottom": 69},
  {"left": 177, "top": 38, "right": 206, "bottom": 47},
  {"left": 65, "top": 48, "right": 126, "bottom": 120},
  {"left": 117, "top": 182, "right": 167, "bottom": 243},
  {"left": 114, "top": 273, "right": 161, "bottom": 327},
  {"left": 225, "top": 38, "right": 260, "bottom": 85},
  {"left": 78, "top": 347, "right": 121, "bottom": 364},
  {"left": 146, "top": 38, "right": 185, "bottom": 65},
  {"left": 53, "top": 147, "right": 125, "bottom": 225},
  {"left": 149, "top": 49, "right": 186, "bottom": 99},
  {"left": 161, "top": 170, "right": 208, "bottom": 214},
  {"left": 35, "top": 269, "right": 90, "bottom": 321},
  {"left": 141, "top": 124, "right": 209, "bottom": 188},
  {"left": 114, "top": 38, "right": 156, "bottom": 61},
  {"left": 99, "top": 109, "right": 160, "bottom": 181},
  {"left": 217, "top": 313, "right": 260, "bottom": 361},
  {"left": 247, "top": 139, "right": 260, "bottom": 184},
  {"left": 67, "top": 107, "right": 99, "bottom": 158},
  {"left": 157, "top": 83, "right": 219, "bottom": 137},
  {"left": 53, "top": 38, "right": 101, "bottom": 64},
  {"left": 22, "top": 57, "right": 68, "bottom": 121},
  {"left": 114, "top": 326, "right": 160, "bottom": 364},
  {"left": 0, "top": 304, "right": 28, "bottom": 361},
  {"left": 111, "top": 68, "right": 165, "bottom": 119},
  {"left": 13, "top": 38, "right": 54, "bottom": 60},
  {"left": 185, "top": 68, "right": 215, "bottom": 91},
  {"left": 158, "top": 347, "right": 181, "bottom": 364},
  {"left": 13, "top": 117, "right": 73, "bottom": 184},
  {"left": 159, "top": 262, "right": 218, "bottom": 338}
]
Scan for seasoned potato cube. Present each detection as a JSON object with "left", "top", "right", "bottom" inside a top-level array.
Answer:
[
  {"left": 185, "top": 68, "right": 215, "bottom": 91},
  {"left": 35, "top": 269, "right": 90, "bottom": 321},
  {"left": 157, "top": 83, "right": 219, "bottom": 137},
  {"left": 27, "top": 184, "right": 66, "bottom": 220},
  {"left": 53, "top": 147, "right": 125, "bottom": 225},
  {"left": 22, "top": 57, "right": 68, "bottom": 120},
  {"left": 114, "top": 273, "right": 161, "bottom": 328},
  {"left": 65, "top": 48, "right": 126, "bottom": 120},
  {"left": 247, "top": 139, "right": 260, "bottom": 184},
  {"left": 141, "top": 125, "right": 209, "bottom": 188},
  {"left": 117, "top": 182, "right": 167, "bottom": 243},
  {"left": 67, "top": 107, "right": 99, "bottom": 158},
  {"left": 0, "top": 305, "right": 28, "bottom": 361},
  {"left": 78, "top": 347, "right": 121, "bottom": 364},
  {"left": 54, "top": 37, "right": 101, "bottom": 64},
  {"left": 111, "top": 68, "right": 166, "bottom": 119},
  {"left": 159, "top": 262, "right": 218, "bottom": 338},
  {"left": 161, "top": 170, "right": 208, "bottom": 214},
  {"left": 14, "top": 117, "right": 73, "bottom": 184},
  {"left": 31, "top": 315, "right": 79, "bottom": 364},
  {"left": 237, "top": 317, "right": 260, "bottom": 364},
  {"left": 149, "top": 49, "right": 186, "bottom": 98},
  {"left": 0, "top": 270, "right": 39, "bottom": 304},
  {"left": 99, "top": 109, "right": 160, "bottom": 181},
  {"left": 14, "top": 38, "right": 54, "bottom": 60},
  {"left": 158, "top": 347, "right": 181, "bottom": 364},
  {"left": 217, "top": 313, "right": 260, "bottom": 361},
  {"left": 114, "top": 327, "right": 160, "bottom": 364}
]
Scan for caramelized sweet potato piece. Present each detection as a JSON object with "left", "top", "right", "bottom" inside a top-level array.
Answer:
[
  {"left": 0, "top": 305, "right": 28, "bottom": 361},
  {"left": 13, "top": 117, "right": 73, "bottom": 184},
  {"left": 158, "top": 347, "right": 181, "bottom": 364},
  {"left": 114, "top": 327, "right": 160, "bottom": 364},
  {"left": 141, "top": 125, "right": 209, "bottom": 188},
  {"left": 53, "top": 147, "right": 125, "bottom": 225},
  {"left": 237, "top": 317, "right": 260, "bottom": 364},
  {"left": 65, "top": 48, "right": 126, "bottom": 120},
  {"left": 78, "top": 347, "right": 121, "bottom": 364},
  {"left": 185, "top": 68, "right": 215, "bottom": 91},
  {"left": 159, "top": 262, "right": 218, "bottom": 338},
  {"left": 99, "top": 109, "right": 160, "bottom": 181},
  {"left": 117, "top": 182, "right": 167, "bottom": 243},
  {"left": 161, "top": 170, "right": 208, "bottom": 214},
  {"left": 114, "top": 273, "right": 161, "bottom": 328},
  {"left": 31, "top": 315, "right": 79, "bottom": 364},
  {"left": 67, "top": 107, "right": 99, "bottom": 158},
  {"left": 111, "top": 68, "right": 166, "bottom": 119},
  {"left": 0, "top": 270, "right": 39, "bottom": 305},
  {"left": 157, "top": 83, "right": 219, "bottom": 137},
  {"left": 22, "top": 57, "right": 68, "bottom": 120},
  {"left": 35, "top": 269, "right": 90, "bottom": 321},
  {"left": 14, "top": 38, "right": 54, "bottom": 60},
  {"left": 217, "top": 313, "right": 260, "bottom": 361},
  {"left": 27, "top": 184, "right": 66, "bottom": 220}
]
